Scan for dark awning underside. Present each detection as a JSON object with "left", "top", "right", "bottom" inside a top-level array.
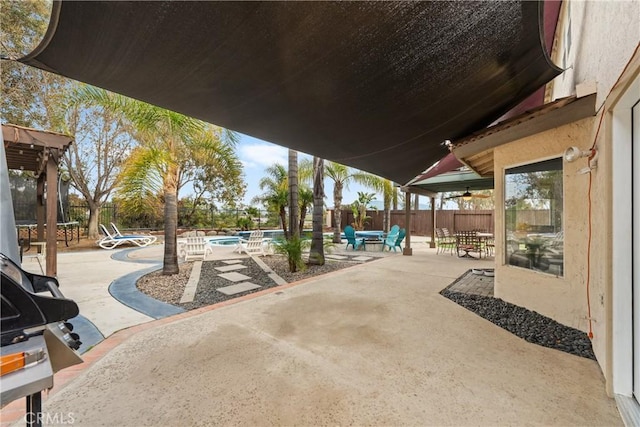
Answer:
[{"left": 20, "top": 1, "right": 561, "bottom": 184}]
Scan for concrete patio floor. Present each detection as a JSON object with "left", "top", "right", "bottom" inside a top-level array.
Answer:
[{"left": 10, "top": 241, "right": 622, "bottom": 426}]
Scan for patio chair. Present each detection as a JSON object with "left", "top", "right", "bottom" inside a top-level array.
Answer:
[
  {"left": 455, "top": 230, "right": 482, "bottom": 258},
  {"left": 393, "top": 228, "right": 406, "bottom": 252},
  {"left": 110, "top": 223, "right": 157, "bottom": 245},
  {"left": 436, "top": 228, "right": 451, "bottom": 254},
  {"left": 97, "top": 224, "right": 157, "bottom": 249},
  {"left": 344, "top": 225, "right": 365, "bottom": 250},
  {"left": 381, "top": 225, "right": 400, "bottom": 251},
  {"left": 234, "top": 230, "right": 269, "bottom": 256},
  {"left": 181, "top": 236, "right": 213, "bottom": 261}
]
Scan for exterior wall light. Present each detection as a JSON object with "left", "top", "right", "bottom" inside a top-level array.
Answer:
[
  {"left": 563, "top": 146, "right": 596, "bottom": 162},
  {"left": 564, "top": 146, "right": 598, "bottom": 174}
]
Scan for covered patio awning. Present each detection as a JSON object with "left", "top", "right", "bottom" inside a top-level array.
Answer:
[
  {"left": 450, "top": 93, "right": 597, "bottom": 177},
  {"left": 19, "top": 1, "right": 561, "bottom": 185},
  {"left": 405, "top": 168, "right": 494, "bottom": 198}
]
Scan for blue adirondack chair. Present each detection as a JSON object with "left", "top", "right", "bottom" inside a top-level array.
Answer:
[
  {"left": 344, "top": 225, "right": 365, "bottom": 250},
  {"left": 381, "top": 225, "right": 400, "bottom": 251},
  {"left": 394, "top": 228, "right": 406, "bottom": 252}
]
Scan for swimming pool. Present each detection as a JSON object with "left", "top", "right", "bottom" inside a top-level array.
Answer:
[{"left": 236, "top": 230, "right": 287, "bottom": 240}]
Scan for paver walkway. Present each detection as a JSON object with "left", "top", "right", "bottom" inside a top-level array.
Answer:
[{"left": 447, "top": 268, "right": 494, "bottom": 297}]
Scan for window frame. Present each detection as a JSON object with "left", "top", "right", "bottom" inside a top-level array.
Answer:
[{"left": 503, "top": 156, "right": 564, "bottom": 277}]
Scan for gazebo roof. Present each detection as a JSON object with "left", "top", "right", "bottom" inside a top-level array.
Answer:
[{"left": 2, "top": 124, "right": 73, "bottom": 175}]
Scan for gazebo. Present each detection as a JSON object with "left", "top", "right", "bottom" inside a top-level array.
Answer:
[{"left": 2, "top": 123, "right": 73, "bottom": 276}]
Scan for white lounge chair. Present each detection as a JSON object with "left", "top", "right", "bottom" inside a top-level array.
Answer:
[
  {"left": 234, "top": 230, "right": 270, "bottom": 256},
  {"left": 111, "top": 223, "right": 157, "bottom": 244},
  {"left": 97, "top": 224, "right": 157, "bottom": 249},
  {"left": 181, "top": 236, "right": 213, "bottom": 261}
]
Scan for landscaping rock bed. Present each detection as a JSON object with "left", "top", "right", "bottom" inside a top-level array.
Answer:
[
  {"left": 181, "top": 257, "right": 279, "bottom": 310},
  {"left": 260, "top": 256, "right": 359, "bottom": 283},
  {"left": 137, "top": 262, "right": 193, "bottom": 305},
  {"left": 440, "top": 288, "right": 595, "bottom": 360},
  {"left": 137, "top": 255, "right": 361, "bottom": 310}
]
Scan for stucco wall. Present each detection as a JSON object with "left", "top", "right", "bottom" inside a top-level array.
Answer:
[
  {"left": 551, "top": 1, "right": 640, "bottom": 108},
  {"left": 493, "top": 117, "right": 608, "bottom": 355}
]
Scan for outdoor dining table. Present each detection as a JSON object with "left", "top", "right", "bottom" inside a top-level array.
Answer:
[{"left": 355, "top": 230, "right": 384, "bottom": 241}]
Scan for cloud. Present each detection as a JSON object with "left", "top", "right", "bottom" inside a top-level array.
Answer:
[{"left": 239, "top": 142, "right": 288, "bottom": 169}]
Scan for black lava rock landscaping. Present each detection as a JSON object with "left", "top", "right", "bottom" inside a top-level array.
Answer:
[
  {"left": 180, "top": 258, "right": 280, "bottom": 311},
  {"left": 440, "top": 287, "right": 595, "bottom": 360}
]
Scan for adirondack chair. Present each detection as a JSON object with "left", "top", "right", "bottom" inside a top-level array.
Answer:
[
  {"left": 234, "top": 230, "right": 268, "bottom": 256},
  {"left": 182, "top": 236, "right": 213, "bottom": 261},
  {"left": 381, "top": 225, "right": 400, "bottom": 252},
  {"left": 344, "top": 225, "right": 365, "bottom": 250},
  {"left": 393, "top": 228, "right": 406, "bottom": 252}
]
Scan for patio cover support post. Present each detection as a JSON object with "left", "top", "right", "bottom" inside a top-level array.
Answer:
[
  {"left": 36, "top": 174, "right": 45, "bottom": 242},
  {"left": 403, "top": 190, "right": 412, "bottom": 256},
  {"left": 430, "top": 197, "right": 436, "bottom": 248},
  {"left": 45, "top": 149, "right": 57, "bottom": 276}
]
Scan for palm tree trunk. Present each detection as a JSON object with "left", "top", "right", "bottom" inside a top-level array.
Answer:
[
  {"left": 279, "top": 206, "right": 288, "bottom": 237},
  {"left": 383, "top": 203, "right": 390, "bottom": 233},
  {"left": 299, "top": 206, "right": 307, "bottom": 236},
  {"left": 309, "top": 157, "right": 325, "bottom": 265},
  {"left": 393, "top": 188, "right": 398, "bottom": 210},
  {"left": 332, "top": 182, "right": 343, "bottom": 243},
  {"left": 162, "top": 169, "right": 179, "bottom": 275},
  {"left": 383, "top": 180, "right": 392, "bottom": 233},
  {"left": 288, "top": 149, "right": 299, "bottom": 239}
]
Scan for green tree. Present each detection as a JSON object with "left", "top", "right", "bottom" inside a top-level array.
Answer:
[
  {"left": 63, "top": 88, "right": 135, "bottom": 239},
  {"left": 254, "top": 163, "right": 289, "bottom": 236},
  {"left": 356, "top": 175, "right": 396, "bottom": 232},
  {"left": 76, "top": 86, "right": 241, "bottom": 275},
  {"left": 300, "top": 160, "right": 373, "bottom": 243},
  {"left": 350, "top": 191, "right": 377, "bottom": 230},
  {"left": 180, "top": 132, "right": 245, "bottom": 220},
  {"left": 1, "top": 0, "right": 70, "bottom": 129}
]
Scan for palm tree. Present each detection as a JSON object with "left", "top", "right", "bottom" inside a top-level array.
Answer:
[
  {"left": 350, "top": 191, "right": 377, "bottom": 230},
  {"left": 288, "top": 149, "right": 299, "bottom": 239},
  {"left": 322, "top": 162, "right": 376, "bottom": 243},
  {"left": 357, "top": 176, "right": 396, "bottom": 233},
  {"left": 308, "top": 157, "right": 325, "bottom": 265},
  {"left": 255, "top": 163, "right": 289, "bottom": 236},
  {"left": 298, "top": 186, "right": 313, "bottom": 236},
  {"left": 75, "top": 86, "right": 241, "bottom": 275}
]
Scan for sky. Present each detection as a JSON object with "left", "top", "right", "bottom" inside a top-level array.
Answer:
[{"left": 236, "top": 133, "right": 377, "bottom": 208}]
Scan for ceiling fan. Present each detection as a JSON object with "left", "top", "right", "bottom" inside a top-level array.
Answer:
[{"left": 445, "top": 187, "right": 491, "bottom": 200}]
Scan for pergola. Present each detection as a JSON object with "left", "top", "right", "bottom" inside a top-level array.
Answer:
[{"left": 2, "top": 123, "right": 73, "bottom": 276}]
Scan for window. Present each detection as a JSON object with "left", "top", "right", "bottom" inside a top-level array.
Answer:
[{"left": 505, "top": 158, "right": 564, "bottom": 276}]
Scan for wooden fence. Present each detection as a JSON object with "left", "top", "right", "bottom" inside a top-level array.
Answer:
[{"left": 336, "top": 209, "right": 495, "bottom": 236}]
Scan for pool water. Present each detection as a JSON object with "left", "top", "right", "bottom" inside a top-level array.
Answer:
[{"left": 205, "top": 236, "right": 240, "bottom": 246}]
